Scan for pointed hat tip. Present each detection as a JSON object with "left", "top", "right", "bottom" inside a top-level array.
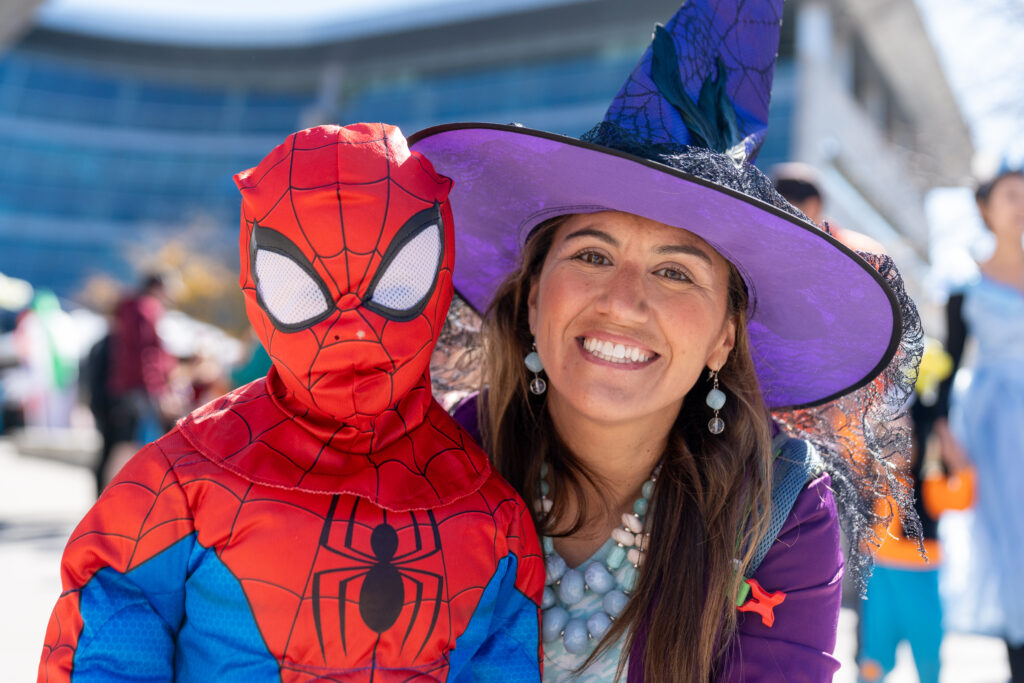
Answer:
[{"left": 601, "top": 0, "right": 784, "bottom": 163}]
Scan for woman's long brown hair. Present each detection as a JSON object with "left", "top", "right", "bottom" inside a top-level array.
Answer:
[{"left": 481, "top": 217, "right": 775, "bottom": 682}]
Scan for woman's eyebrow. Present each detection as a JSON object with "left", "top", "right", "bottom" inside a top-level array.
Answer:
[
  {"left": 655, "top": 243, "right": 713, "bottom": 265},
  {"left": 563, "top": 226, "right": 713, "bottom": 266},
  {"left": 563, "top": 227, "right": 618, "bottom": 246}
]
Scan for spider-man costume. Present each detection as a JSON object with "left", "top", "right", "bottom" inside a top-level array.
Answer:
[{"left": 39, "top": 123, "right": 544, "bottom": 682}]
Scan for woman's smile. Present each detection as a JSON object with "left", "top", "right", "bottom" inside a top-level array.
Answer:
[{"left": 578, "top": 335, "right": 658, "bottom": 366}]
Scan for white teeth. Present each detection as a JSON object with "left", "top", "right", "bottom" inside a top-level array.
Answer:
[{"left": 582, "top": 337, "right": 651, "bottom": 364}]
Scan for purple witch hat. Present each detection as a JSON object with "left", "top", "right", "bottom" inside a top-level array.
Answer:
[
  {"left": 603, "top": 0, "right": 779, "bottom": 162},
  {"left": 409, "top": 0, "right": 902, "bottom": 410}
]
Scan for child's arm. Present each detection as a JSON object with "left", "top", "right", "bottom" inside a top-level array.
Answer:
[
  {"left": 39, "top": 442, "right": 194, "bottom": 681},
  {"left": 448, "top": 488, "right": 544, "bottom": 682}
]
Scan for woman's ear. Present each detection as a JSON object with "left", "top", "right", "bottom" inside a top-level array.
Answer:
[
  {"left": 527, "top": 276, "right": 539, "bottom": 335},
  {"left": 707, "top": 315, "right": 737, "bottom": 370}
]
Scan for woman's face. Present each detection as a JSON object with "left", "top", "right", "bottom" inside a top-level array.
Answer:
[
  {"left": 979, "top": 173, "right": 1024, "bottom": 241},
  {"left": 528, "top": 211, "right": 737, "bottom": 429}
]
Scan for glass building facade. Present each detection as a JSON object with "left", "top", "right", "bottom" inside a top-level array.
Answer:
[
  {"left": 0, "top": 46, "right": 312, "bottom": 295},
  {"left": 0, "top": 24, "right": 795, "bottom": 300}
]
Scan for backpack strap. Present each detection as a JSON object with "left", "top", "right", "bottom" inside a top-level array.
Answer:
[{"left": 735, "top": 432, "right": 824, "bottom": 606}]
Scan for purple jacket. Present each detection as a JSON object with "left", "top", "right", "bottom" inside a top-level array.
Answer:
[
  {"left": 695, "top": 473, "right": 842, "bottom": 681},
  {"left": 452, "top": 395, "right": 843, "bottom": 681}
]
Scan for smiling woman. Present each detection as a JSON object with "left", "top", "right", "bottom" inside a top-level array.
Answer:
[
  {"left": 412, "top": 0, "right": 922, "bottom": 680},
  {"left": 477, "top": 183, "right": 790, "bottom": 681}
]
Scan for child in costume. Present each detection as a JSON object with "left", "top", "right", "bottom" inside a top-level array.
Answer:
[
  {"left": 39, "top": 123, "right": 544, "bottom": 681},
  {"left": 858, "top": 341, "right": 974, "bottom": 683},
  {"left": 857, "top": 468, "right": 973, "bottom": 683}
]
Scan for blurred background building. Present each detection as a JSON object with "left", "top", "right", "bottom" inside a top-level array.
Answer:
[{"left": 0, "top": 0, "right": 972, "bottom": 320}]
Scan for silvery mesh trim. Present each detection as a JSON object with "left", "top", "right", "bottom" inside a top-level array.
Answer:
[
  {"left": 580, "top": 122, "right": 808, "bottom": 221},
  {"left": 773, "top": 251, "right": 924, "bottom": 591},
  {"left": 370, "top": 224, "right": 442, "bottom": 312},
  {"left": 255, "top": 250, "right": 330, "bottom": 326},
  {"left": 431, "top": 294, "right": 483, "bottom": 411}
]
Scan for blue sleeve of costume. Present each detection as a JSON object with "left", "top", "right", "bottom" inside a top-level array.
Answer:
[
  {"left": 448, "top": 553, "right": 541, "bottom": 682},
  {"left": 71, "top": 535, "right": 195, "bottom": 681},
  {"left": 72, "top": 534, "right": 277, "bottom": 681}
]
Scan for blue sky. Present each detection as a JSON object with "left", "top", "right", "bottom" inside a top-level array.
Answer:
[{"left": 915, "top": 0, "right": 1023, "bottom": 158}]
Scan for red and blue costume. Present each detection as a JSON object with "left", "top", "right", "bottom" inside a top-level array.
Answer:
[{"left": 39, "top": 123, "right": 544, "bottom": 681}]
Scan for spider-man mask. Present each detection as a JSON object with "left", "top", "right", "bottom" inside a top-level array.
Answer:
[{"left": 235, "top": 124, "right": 454, "bottom": 440}]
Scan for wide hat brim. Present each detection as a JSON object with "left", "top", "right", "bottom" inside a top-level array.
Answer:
[{"left": 408, "top": 123, "right": 901, "bottom": 410}]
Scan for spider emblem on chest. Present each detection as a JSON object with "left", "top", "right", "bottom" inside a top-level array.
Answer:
[{"left": 312, "top": 496, "right": 445, "bottom": 660}]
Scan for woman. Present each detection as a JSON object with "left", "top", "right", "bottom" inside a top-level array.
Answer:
[
  {"left": 929, "top": 161, "right": 1024, "bottom": 680},
  {"left": 415, "top": 1, "right": 919, "bottom": 680},
  {"left": 436, "top": 139, "right": 916, "bottom": 682},
  {"left": 482, "top": 207, "right": 807, "bottom": 681}
]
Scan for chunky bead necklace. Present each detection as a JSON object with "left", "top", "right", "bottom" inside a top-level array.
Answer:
[{"left": 538, "top": 463, "right": 659, "bottom": 655}]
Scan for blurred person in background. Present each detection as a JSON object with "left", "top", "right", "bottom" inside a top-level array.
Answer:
[
  {"left": 98, "top": 271, "right": 184, "bottom": 491},
  {"left": 174, "top": 344, "right": 232, "bottom": 411},
  {"left": 82, "top": 328, "right": 113, "bottom": 493},
  {"left": 857, "top": 338, "right": 975, "bottom": 683},
  {"left": 0, "top": 273, "right": 34, "bottom": 432},
  {"left": 929, "top": 160, "right": 1024, "bottom": 681},
  {"left": 12, "top": 289, "right": 79, "bottom": 430},
  {"left": 771, "top": 161, "right": 886, "bottom": 254}
]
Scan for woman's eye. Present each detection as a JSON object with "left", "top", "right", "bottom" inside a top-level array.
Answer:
[
  {"left": 575, "top": 250, "right": 610, "bottom": 265},
  {"left": 655, "top": 267, "right": 691, "bottom": 282}
]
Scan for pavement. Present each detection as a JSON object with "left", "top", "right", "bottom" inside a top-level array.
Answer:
[
  {"left": 1, "top": 436, "right": 96, "bottom": 681},
  {"left": 0, "top": 434, "right": 1012, "bottom": 682}
]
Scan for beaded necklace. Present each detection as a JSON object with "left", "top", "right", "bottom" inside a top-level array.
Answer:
[{"left": 538, "top": 463, "right": 659, "bottom": 655}]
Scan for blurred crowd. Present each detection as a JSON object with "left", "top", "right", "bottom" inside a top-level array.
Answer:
[
  {"left": 0, "top": 269, "right": 270, "bottom": 496},
  {"left": 769, "top": 158, "right": 1024, "bottom": 683}
]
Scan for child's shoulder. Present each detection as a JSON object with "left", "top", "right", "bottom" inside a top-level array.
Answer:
[{"left": 448, "top": 463, "right": 534, "bottom": 528}]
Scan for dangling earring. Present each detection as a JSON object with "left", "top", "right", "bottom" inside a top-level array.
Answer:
[
  {"left": 706, "top": 368, "right": 726, "bottom": 434},
  {"left": 525, "top": 340, "right": 547, "bottom": 395}
]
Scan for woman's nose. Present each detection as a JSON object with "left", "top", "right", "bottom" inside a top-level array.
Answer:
[{"left": 595, "top": 263, "right": 649, "bottom": 322}]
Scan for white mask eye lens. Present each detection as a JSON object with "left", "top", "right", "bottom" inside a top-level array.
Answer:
[
  {"left": 368, "top": 223, "right": 441, "bottom": 316},
  {"left": 255, "top": 249, "right": 330, "bottom": 327}
]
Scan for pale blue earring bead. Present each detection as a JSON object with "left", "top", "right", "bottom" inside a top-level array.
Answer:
[
  {"left": 525, "top": 341, "right": 547, "bottom": 395},
  {"left": 706, "top": 368, "right": 726, "bottom": 434}
]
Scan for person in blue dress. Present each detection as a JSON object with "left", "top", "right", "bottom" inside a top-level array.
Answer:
[{"left": 929, "top": 161, "right": 1024, "bottom": 681}]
